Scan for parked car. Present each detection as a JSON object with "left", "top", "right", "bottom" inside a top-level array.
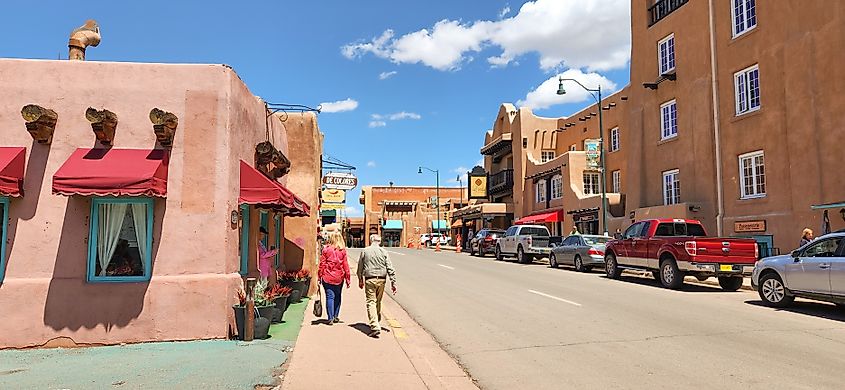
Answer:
[
  {"left": 419, "top": 233, "right": 430, "bottom": 247},
  {"left": 495, "top": 225, "right": 552, "bottom": 263},
  {"left": 752, "top": 232, "right": 845, "bottom": 307},
  {"left": 427, "top": 233, "right": 449, "bottom": 246},
  {"left": 604, "top": 219, "right": 758, "bottom": 290},
  {"left": 469, "top": 229, "right": 505, "bottom": 257},
  {"left": 550, "top": 235, "right": 611, "bottom": 272}
]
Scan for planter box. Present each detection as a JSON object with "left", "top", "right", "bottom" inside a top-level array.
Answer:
[
  {"left": 233, "top": 304, "right": 273, "bottom": 340},
  {"left": 272, "top": 296, "right": 289, "bottom": 323}
]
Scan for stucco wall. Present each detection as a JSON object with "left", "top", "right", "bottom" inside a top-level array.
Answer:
[{"left": 0, "top": 59, "right": 299, "bottom": 348}]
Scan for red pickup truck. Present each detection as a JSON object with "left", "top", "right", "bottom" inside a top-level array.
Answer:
[{"left": 604, "top": 219, "right": 758, "bottom": 290}]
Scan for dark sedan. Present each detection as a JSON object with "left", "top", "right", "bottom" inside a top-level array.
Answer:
[{"left": 469, "top": 229, "right": 505, "bottom": 257}]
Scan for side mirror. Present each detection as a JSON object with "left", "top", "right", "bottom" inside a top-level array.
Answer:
[{"left": 791, "top": 250, "right": 800, "bottom": 261}]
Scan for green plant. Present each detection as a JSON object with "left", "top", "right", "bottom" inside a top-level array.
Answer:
[
  {"left": 264, "top": 284, "right": 292, "bottom": 301},
  {"left": 253, "top": 279, "right": 271, "bottom": 306}
]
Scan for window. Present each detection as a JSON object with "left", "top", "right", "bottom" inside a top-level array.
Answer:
[
  {"left": 623, "top": 222, "right": 643, "bottom": 239},
  {"left": 536, "top": 180, "right": 547, "bottom": 203},
  {"left": 610, "top": 127, "right": 620, "bottom": 152},
  {"left": 735, "top": 65, "right": 760, "bottom": 115},
  {"left": 569, "top": 144, "right": 577, "bottom": 151},
  {"left": 0, "top": 197, "right": 8, "bottom": 283},
  {"left": 506, "top": 226, "right": 518, "bottom": 236},
  {"left": 658, "top": 34, "right": 676, "bottom": 75},
  {"left": 583, "top": 172, "right": 600, "bottom": 195},
  {"left": 661, "top": 100, "right": 678, "bottom": 140},
  {"left": 541, "top": 150, "right": 556, "bottom": 163},
  {"left": 87, "top": 198, "right": 153, "bottom": 282},
  {"left": 612, "top": 170, "right": 621, "bottom": 193},
  {"left": 551, "top": 175, "right": 563, "bottom": 199},
  {"left": 240, "top": 204, "right": 250, "bottom": 275},
  {"left": 522, "top": 227, "right": 550, "bottom": 237},
  {"left": 739, "top": 151, "right": 766, "bottom": 199},
  {"left": 732, "top": 0, "right": 757, "bottom": 37},
  {"left": 801, "top": 238, "right": 843, "bottom": 258},
  {"left": 654, "top": 222, "right": 706, "bottom": 237},
  {"left": 662, "top": 169, "right": 680, "bottom": 205}
]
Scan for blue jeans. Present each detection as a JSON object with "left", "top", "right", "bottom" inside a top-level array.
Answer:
[{"left": 322, "top": 281, "right": 343, "bottom": 321}]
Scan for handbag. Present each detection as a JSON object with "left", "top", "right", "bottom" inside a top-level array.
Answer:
[{"left": 313, "top": 281, "right": 323, "bottom": 317}]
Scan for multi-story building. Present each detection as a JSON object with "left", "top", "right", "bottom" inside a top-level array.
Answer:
[
  {"left": 359, "top": 186, "right": 465, "bottom": 247},
  {"left": 471, "top": 0, "right": 845, "bottom": 255}
]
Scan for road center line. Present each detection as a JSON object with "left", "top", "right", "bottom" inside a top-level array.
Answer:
[
  {"left": 386, "top": 250, "right": 406, "bottom": 256},
  {"left": 527, "top": 289, "right": 582, "bottom": 307},
  {"left": 437, "top": 264, "right": 455, "bottom": 270}
]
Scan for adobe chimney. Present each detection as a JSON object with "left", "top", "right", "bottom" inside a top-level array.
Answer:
[{"left": 68, "top": 20, "right": 101, "bottom": 60}]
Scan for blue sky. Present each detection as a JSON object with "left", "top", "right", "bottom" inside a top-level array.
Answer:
[{"left": 1, "top": 0, "right": 631, "bottom": 217}]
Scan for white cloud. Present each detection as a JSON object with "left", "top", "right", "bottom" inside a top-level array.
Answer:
[
  {"left": 368, "top": 120, "right": 387, "bottom": 128},
  {"left": 341, "top": 0, "right": 630, "bottom": 72},
  {"left": 319, "top": 98, "right": 359, "bottom": 113},
  {"left": 476, "top": 158, "right": 484, "bottom": 167},
  {"left": 367, "top": 161, "right": 376, "bottom": 167},
  {"left": 517, "top": 69, "right": 617, "bottom": 110},
  {"left": 368, "top": 111, "right": 421, "bottom": 127},
  {"left": 378, "top": 71, "right": 398, "bottom": 80},
  {"left": 452, "top": 166, "right": 469, "bottom": 174},
  {"left": 344, "top": 206, "right": 363, "bottom": 217},
  {"left": 388, "top": 111, "right": 421, "bottom": 120},
  {"left": 498, "top": 5, "right": 511, "bottom": 19}
]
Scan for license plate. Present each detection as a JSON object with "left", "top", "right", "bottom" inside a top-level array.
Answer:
[{"left": 720, "top": 265, "right": 734, "bottom": 272}]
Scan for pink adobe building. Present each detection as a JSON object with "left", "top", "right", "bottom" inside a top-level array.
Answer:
[{"left": 0, "top": 58, "right": 322, "bottom": 348}]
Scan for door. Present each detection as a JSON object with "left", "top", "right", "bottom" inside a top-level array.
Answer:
[
  {"left": 827, "top": 239, "right": 845, "bottom": 297},
  {"left": 502, "top": 226, "right": 518, "bottom": 253},
  {"left": 617, "top": 222, "right": 641, "bottom": 266},
  {"left": 785, "top": 237, "right": 841, "bottom": 294},
  {"left": 559, "top": 236, "right": 578, "bottom": 264},
  {"left": 630, "top": 221, "right": 652, "bottom": 267}
]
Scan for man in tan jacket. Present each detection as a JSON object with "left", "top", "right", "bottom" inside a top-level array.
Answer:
[{"left": 357, "top": 234, "right": 397, "bottom": 338}]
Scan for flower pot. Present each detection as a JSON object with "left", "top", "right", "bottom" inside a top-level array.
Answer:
[
  {"left": 233, "top": 305, "right": 274, "bottom": 340},
  {"left": 289, "top": 288, "right": 302, "bottom": 304},
  {"left": 256, "top": 304, "right": 275, "bottom": 321},
  {"left": 273, "top": 296, "right": 289, "bottom": 323},
  {"left": 301, "top": 277, "right": 312, "bottom": 297}
]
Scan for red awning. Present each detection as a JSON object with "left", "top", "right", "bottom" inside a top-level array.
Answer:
[
  {"left": 239, "top": 160, "right": 310, "bottom": 217},
  {"left": 53, "top": 148, "right": 168, "bottom": 197},
  {"left": 0, "top": 147, "right": 26, "bottom": 197},
  {"left": 515, "top": 210, "right": 563, "bottom": 225}
]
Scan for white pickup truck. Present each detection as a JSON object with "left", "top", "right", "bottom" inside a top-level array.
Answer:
[{"left": 495, "top": 225, "right": 552, "bottom": 263}]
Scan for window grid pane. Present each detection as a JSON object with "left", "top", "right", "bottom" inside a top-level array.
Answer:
[
  {"left": 749, "top": 69, "right": 760, "bottom": 109},
  {"left": 612, "top": 170, "right": 621, "bottom": 193}
]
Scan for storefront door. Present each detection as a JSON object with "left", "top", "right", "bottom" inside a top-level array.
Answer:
[{"left": 383, "top": 230, "right": 401, "bottom": 247}]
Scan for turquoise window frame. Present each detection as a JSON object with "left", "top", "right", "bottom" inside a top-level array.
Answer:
[
  {"left": 87, "top": 197, "right": 154, "bottom": 283},
  {"left": 259, "top": 210, "right": 269, "bottom": 247},
  {"left": 239, "top": 204, "right": 250, "bottom": 276},
  {"left": 0, "top": 196, "right": 9, "bottom": 283},
  {"left": 274, "top": 214, "right": 281, "bottom": 268}
]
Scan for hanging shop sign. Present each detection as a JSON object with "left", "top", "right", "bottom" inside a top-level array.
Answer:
[
  {"left": 320, "top": 203, "right": 347, "bottom": 211},
  {"left": 321, "top": 189, "right": 346, "bottom": 203},
  {"left": 734, "top": 220, "right": 766, "bottom": 233},
  {"left": 322, "top": 172, "right": 358, "bottom": 190},
  {"left": 468, "top": 166, "right": 489, "bottom": 199},
  {"left": 584, "top": 139, "right": 601, "bottom": 170}
]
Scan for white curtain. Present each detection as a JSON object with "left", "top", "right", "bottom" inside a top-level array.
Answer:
[
  {"left": 98, "top": 203, "right": 128, "bottom": 276},
  {"left": 131, "top": 203, "right": 148, "bottom": 273}
]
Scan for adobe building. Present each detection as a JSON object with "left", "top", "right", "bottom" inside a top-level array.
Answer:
[
  {"left": 470, "top": 1, "right": 845, "bottom": 256},
  {"left": 0, "top": 31, "right": 321, "bottom": 348},
  {"left": 359, "top": 186, "right": 465, "bottom": 247}
]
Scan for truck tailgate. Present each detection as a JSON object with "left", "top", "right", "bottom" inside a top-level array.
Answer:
[{"left": 687, "top": 238, "right": 757, "bottom": 264}]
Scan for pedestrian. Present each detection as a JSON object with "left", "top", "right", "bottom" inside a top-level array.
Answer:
[
  {"left": 357, "top": 234, "right": 397, "bottom": 338},
  {"left": 258, "top": 227, "right": 277, "bottom": 282},
  {"left": 318, "top": 231, "right": 351, "bottom": 325},
  {"left": 570, "top": 225, "right": 580, "bottom": 235},
  {"left": 613, "top": 228, "right": 622, "bottom": 240},
  {"left": 799, "top": 228, "right": 814, "bottom": 248}
]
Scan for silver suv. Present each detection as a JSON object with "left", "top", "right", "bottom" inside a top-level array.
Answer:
[{"left": 751, "top": 232, "right": 845, "bottom": 307}]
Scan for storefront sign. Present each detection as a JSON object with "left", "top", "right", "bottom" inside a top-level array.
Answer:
[
  {"left": 321, "top": 189, "right": 345, "bottom": 203},
  {"left": 584, "top": 139, "right": 601, "bottom": 169},
  {"left": 322, "top": 173, "right": 358, "bottom": 190},
  {"left": 320, "top": 203, "right": 346, "bottom": 211},
  {"left": 734, "top": 220, "right": 766, "bottom": 233},
  {"left": 468, "top": 166, "right": 488, "bottom": 199}
]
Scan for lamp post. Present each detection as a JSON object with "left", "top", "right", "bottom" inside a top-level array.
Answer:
[
  {"left": 419, "top": 166, "right": 441, "bottom": 238},
  {"left": 456, "top": 174, "right": 464, "bottom": 209},
  {"left": 557, "top": 77, "right": 608, "bottom": 236}
]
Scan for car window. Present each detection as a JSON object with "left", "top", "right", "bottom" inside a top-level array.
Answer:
[
  {"left": 637, "top": 222, "right": 652, "bottom": 237},
  {"left": 655, "top": 223, "right": 673, "bottom": 236},
  {"left": 506, "top": 227, "right": 517, "bottom": 236},
  {"left": 803, "top": 238, "right": 842, "bottom": 258},
  {"left": 686, "top": 224, "right": 706, "bottom": 236},
  {"left": 583, "top": 236, "right": 609, "bottom": 245},
  {"left": 523, "top": 227, "right": 550, "bottom": 237},
  {"left": 562, "top": 237, "right": 575, "bottom": 246},
  {"left": 623, "top": 223, "right": 641, "bottom": 239}
]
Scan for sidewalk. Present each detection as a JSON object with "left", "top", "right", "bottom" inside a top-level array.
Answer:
[{"left": 281, "top": 260, "right": 477, "bottom": 390}]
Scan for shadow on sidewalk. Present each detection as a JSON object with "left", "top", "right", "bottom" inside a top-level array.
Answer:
[
  {"left": 310, "top": 319, "right": 332, "bottom": 326},
  {"left": 348, "top": 323, "right": 391, "bottom": 336}
]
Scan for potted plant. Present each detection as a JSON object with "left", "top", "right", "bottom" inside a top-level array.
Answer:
[
  {"left": 278, "top": 270, "right": 309, "bottom": 303},
  {"left": 264, "top": 284, "right": 292, "bottom": 323},
  {"left": 232, "top": 280, "right": 273, "bottom": 340}
]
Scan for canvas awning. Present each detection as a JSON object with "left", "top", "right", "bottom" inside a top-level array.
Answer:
[
  {"left": 383, "top": 220, "right": 403, "bottom": 230},
  {"left": 0, "top": 147, "right": 26, "bottom": 197},
  {"left": 239, "top": 160, "right": 310, "bottom": 217},
  {"left": 515, "top": 210, "right": 563, "bottom": 225},
  {"left": 53, "top": 148, "right": 168, "bottom": 197}
]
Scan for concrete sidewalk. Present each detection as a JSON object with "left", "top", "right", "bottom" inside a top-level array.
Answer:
[{"left": 281, "top": 258, "right": 478, "bottom": 390}]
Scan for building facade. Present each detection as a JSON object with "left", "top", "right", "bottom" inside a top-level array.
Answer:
[{"left": 359, "top": 186, "right": 465, "bottom": 247}]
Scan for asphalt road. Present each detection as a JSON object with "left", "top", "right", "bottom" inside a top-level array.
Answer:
[{"left": 349, "top": 247, "right": 845, "bottom": 390}]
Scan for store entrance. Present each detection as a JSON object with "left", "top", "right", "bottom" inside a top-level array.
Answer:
[
  {"left": 383, "top": 230, "right": 402, "bottom": 247},
  {"left": 572, "top": 210, "right": 599, "bottom": 235}
]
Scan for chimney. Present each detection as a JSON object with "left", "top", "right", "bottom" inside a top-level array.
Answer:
[{"left": 68, "top": 20, "right": 101, "bottom": 60}]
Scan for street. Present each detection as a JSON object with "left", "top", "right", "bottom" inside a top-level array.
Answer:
[{"left": 349, "top": 247, "right": 845, "bottom": 390}]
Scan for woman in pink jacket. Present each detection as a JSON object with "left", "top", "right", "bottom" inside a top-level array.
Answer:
[{"left": 318, "top": 232, "right": 351, "bottom": 324}]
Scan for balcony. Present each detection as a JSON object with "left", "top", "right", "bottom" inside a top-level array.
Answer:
[
  {"left": 489, "top": 169, "right": 514, "bottom": 196},
  {"left": 648, "top": 0, "right": 688, "bottom": 26}
]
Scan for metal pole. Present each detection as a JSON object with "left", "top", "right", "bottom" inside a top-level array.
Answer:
[
  {"left": 597, "top": 85, "right": 608, "bottom": 236},
  {"left": 436, "top": 169, "right": 441, "bottom": 240}
]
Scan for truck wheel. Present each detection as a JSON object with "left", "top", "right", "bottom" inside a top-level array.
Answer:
[
  {"left": 718, "top": 276, "right": 744, "bottom": 292},
  {"left": 758, "top": 273, "right": 794, "bottom": 307},
  {"left": 517, "top": 246, "right": 529, "bottom": 264},
  {"left": 574, "top": 256, "right": 585, "bottom": 272},
  {"left": 549, "top": 253, "right": 559, "bottom": 268},
  {"left": 605, "top": 253, "right": 621, "bottom": 279},
  {"left": 651, "top": 271, "right": 661, "bottom": 282},
  {"left": 659, "top": 258, "right": 684, "bottom": 290}
]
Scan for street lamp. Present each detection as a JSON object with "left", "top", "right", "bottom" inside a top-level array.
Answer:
[
  {"left": 557, "top": 77, "right": 608, "bottom": 236},
  {"left": 419, "top": 166, "right": 441, "bottom": 237},
  {"left": 456, "top": 174, "right": 464, "bottom": 209}
]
